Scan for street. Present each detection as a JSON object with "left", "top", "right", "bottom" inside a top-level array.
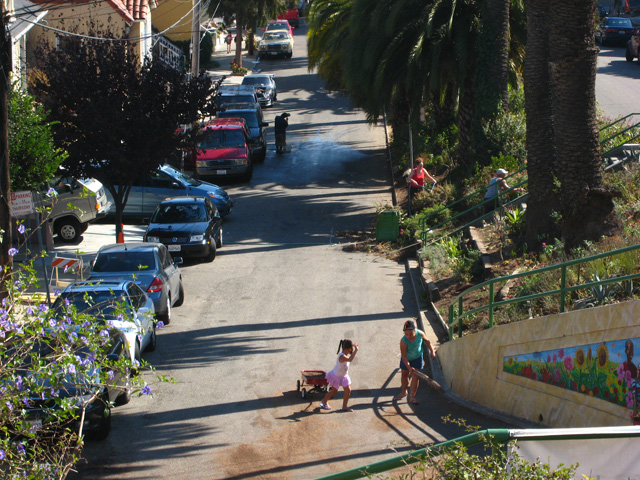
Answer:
[
  {"left": 68, "top": 24, "right": 514, "bottom": 480},
  {"left": 596, "top": 44, "right": 640, "bottom": 119}
]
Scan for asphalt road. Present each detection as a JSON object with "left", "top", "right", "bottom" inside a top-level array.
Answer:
[
  {"left": 596, "top": 43, "right": 640, "bottom": 119},
  {"left": 69, "top": 26, "right": 513, "bottom": 480}
]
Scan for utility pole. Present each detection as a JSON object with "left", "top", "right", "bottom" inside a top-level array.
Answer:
[
  {"left": 0, "top": 1, "right": 13, "bottom": 280},
  {"left": 190, "top": 0, "right": 201, "bottom": 76}
]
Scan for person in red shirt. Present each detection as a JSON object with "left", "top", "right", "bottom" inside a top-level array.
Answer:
[{"left": 409, "top": 158, "right": 437, "bottom": 201}]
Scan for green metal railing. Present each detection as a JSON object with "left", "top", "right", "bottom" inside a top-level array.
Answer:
[
  {"left": 600, "top": 113, "right": 640, "bottom": 160},
  {"left": 314, "top": 429, "right": 511, "bottom": 480},
  {"left": 417, "top": 168, "right": 527, "bottom": 234},
  {"left": 447, "top": 243, "right": 640, "bottom": 340}
]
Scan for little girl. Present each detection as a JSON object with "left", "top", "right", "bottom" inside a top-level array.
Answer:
[{"left": 320, "top": 339, "right": 359, "bottom": 412}]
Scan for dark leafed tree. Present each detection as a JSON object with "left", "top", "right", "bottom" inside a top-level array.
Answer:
[
  {"left": 525, "top": 0, "right": 621, "bottom": 249},
  {"left": 31, "top": 33, "right": 216, "bottom": 242}
]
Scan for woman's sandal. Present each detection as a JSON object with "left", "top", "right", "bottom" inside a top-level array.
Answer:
[
  {"left": 320, "top": 403, "right": 332, "bottom": 410},
  {"left": 393, "top": 393, "right": 407, "bottom": 401},
  {"left": 340, "top": 407, "right": 354, "bottom": 412},
  {"left": 409, "top": 398, "right": 420, "bottom": 405}
]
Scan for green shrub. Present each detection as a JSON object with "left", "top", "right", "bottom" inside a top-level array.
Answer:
[{"left": 418, "top": 204, "right": 451, "bottom": 228}]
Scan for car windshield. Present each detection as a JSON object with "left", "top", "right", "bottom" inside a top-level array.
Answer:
[
  {"left": 218, "top": 95, "right": 255, "bottom": 107},
  {"left": 266, "top": 23, "right": 287, "bottom": 31},
  {"left": 53, "top": 290, "right": 129, "bottom": 318},
  {"left": 92, "top": 251, "right": 157, "bottom": 273},
  {"left": 218, "top": 112, "right": 259, "bottom": 128},
  {"left": 242, "top": 77, "right": 270, "bottom": 87},
  {"left": 607, "top": 18, "right": 632, "bottom": 27},
  {"left": 152, "top": 203, "right": 208, "bottom": 223},
  {"left": 164, "top": 166, "right": 198, "bottom": 187},
  {"left": 199, "top": 129, "right": 245, "bottom": 149},
  {"left": 264, "top": 32, "right": 288, "bottom": 40}
]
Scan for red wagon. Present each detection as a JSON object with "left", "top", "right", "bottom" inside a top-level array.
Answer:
[{"left": 297, "top": 370, "right": 328, "bottom": 398}]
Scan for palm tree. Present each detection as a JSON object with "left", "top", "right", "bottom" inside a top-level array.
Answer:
[{"left": 307, "top": 0, "right": 355, "bottom": 91}]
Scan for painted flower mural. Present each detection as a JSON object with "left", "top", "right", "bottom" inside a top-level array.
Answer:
[{"left": 503, "top": 339, "right": 640, "bottom": 411}]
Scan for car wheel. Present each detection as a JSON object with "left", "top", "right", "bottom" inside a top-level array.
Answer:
[
  {"left": 627, "top": 44, "right": 634, "bottom": 62},
  {"left": 160, "top": 295, "right": 171, "bottom": 325},
  {"left": 174, "top": 281, "right": 185, "bottom": 307},
  {"left": 55, "top": 218, "right": 82, "bottom": 243},
  {"left": 86, "top": 393, "right": 111, "bottom": 441},
  {"left": 146, "top": 324, "right": 157, "bottom": 352},
  {"left": 205, "top": 243, "right": 216, "bottom": 262},
  {"left": 216, "top": 229, "right": 223, "bottom": 249}
]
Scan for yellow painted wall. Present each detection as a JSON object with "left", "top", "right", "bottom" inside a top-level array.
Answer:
[
  {"left": 437, "top": 300, "right": 640, "bottom": 427},
  {"left": 153, "top": 0, "right": 193, "bottom": 43}
]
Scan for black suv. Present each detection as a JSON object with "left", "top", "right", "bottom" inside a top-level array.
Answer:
[{"left": 217, "top": 102, "right": 269, "bottom": 163}]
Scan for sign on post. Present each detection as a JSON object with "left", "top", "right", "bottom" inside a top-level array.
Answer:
[{"left": 10, "top": 191, "right": 35, "bottom": 217}]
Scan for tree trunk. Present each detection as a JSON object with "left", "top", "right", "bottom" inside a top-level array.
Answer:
[
  {"left": 523, "top": 0, "right": 559, "bottom": 247},
  {"left": 235, "top": 13, "right": 244, "bottom": 68},
  {"left": 549, "top": 0, "right": 621, "bottom": 249},
  {"left": 456, "top": 75, "right": 476, "bottom": 171}
]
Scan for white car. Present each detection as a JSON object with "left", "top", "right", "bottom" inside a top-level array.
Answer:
[
  {"left": 53, "top": 279, "right": 157, "bottom": 365},
  {"left": 258, "top": 30, "right": 293, "bottom": 59}
]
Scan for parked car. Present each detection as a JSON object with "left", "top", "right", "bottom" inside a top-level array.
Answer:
[
  {"left": 89, "top": 242, "right": 184, "bottom": 324},
  {"left": 258, "top": 30, "right": 294, "bottom": 59},
  {"left": 277, "top": 7, "right": 300, "bottom": 29},
  {"left": 626, "top": 28, "right": 640, "bottom": 61},
  {"left": 596, "top": 16, "right": 635, "bottom": 46},
  {"left": 20, "top": 328, "right": 131, "bottom": 441},
  {"left": 241, "top": 74, "right": 277, "bottom": 108},
  {"left": 216, "top": 84, "right": 259, "bottom": 110},
  {"left": 104, "top": 164, "right": 233, "bottom": 218},
  {"left": 40, "top": 172, "right": 112, "bottom": 243},
  {"left": 264, "top": 20, "right": 294, "bottom": 36},
  {"left": 144, "top": 196, "right": 222, "bottom": 262},
  {"left": 217, "top": 102, "right": 269, "bottom": 162},
  {"left": 190, "top": 118, "right": 254, "bottom": 181},
  {"left": 53, "top": 279, "right": 156, "bottom": 365}
]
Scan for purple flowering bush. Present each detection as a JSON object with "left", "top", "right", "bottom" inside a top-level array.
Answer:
[{"left": 0, "top": 224, "right": 167, "bottom": 478}]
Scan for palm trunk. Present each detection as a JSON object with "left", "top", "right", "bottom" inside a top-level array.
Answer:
[
  {"left": 550, "top": 0, "right": 621, "bottom": 249},
  {"left": 524, "top": 0, "right": 559, "bottom": 246}
]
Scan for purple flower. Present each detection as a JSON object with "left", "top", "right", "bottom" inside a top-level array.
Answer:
[
  {"left": 16, "top": 443, "right": 25, "bottom": 455},
  {"left": 563, "top": 356, "right": 573, "bottom": 371},
  {"left": 17, "top": 224, "right": 25, "bottom": 235},
  {"left": 16, "top": 376, "right": 23, "bottom": 391},
  {"left": 7, "top": 248, "right": 18, "bottom": 257},
  {"left": 54, "top": 289, "right": 60, "bottom": 296},
  {"left": 141, "top": 385, "right": 152, "bottom": 395},
  {"left": 38, "top": 304, "right": 48, "bottom": 313},
  {"left": 107, "top": 370, "right": 115, "bottom": 379},
  {"left": 25, "top": 306, "right": 34, "bottom": 316},
  {"left": 156, "top": 321, "right": 165, "bottom": 329},
  {"left": 0, "top": 449, "right": 4, "bottom": 460},
  {"left": 67, "top": 364, "right": 76, "bottom": 375},
  {"left": 46, "top": 188, "right": 57, "bottom": 196}
]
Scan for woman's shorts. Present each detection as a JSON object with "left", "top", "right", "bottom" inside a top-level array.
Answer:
[
  {"left": 326, "top": 370, "right": 351, "bottom": 389},
  {"left": 400, "top": 356, "right": 424, "bottom": 371}
]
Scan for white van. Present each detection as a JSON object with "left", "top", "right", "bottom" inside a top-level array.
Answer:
[{"left": 41, "top": 174, "right": 111, "bottom": 243}]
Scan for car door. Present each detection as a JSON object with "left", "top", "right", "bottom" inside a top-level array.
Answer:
[
  {"left": 124, "top": 177, "right": 146, "bottom": 217},
  {"left": 141, "top": 170, "right": 187, "bottom": 215},
  {"left": 158, "top": 245, "right": 180, "bottom": 304},
  {"left": 205, "top": 199, "right": 222, "bottom": 241}
]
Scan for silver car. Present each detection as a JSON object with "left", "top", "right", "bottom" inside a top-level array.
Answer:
[{"left": 89, "top": 242, "right": 184, "bottom": 324}]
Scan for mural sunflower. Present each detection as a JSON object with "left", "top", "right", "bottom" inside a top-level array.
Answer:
[
  {"left": 575, "top": 348, "right": 586, "bottom": 369},
  {"left": 597, "top": 344, "right": 609, "bottom": 370}
]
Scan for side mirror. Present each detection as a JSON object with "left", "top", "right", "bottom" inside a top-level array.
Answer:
[
  {"left": 173, "top": 257, "right": 184, "bottom": 265},
  {"left": 213, "top": 214, "right": 221, "bottom": 220},
  {"left": 171, "top": 182, "right": 182, "bottom": 189},
  {"left": 142, "top": 217, "right": 150, "bottom": 225},
  {"left": 262, "top": 122, "right": 269, "bottom": 127}
]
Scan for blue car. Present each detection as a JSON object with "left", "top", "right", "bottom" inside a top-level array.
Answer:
[{"left": 105, "top": 164, "right": 233, "bottom": 218}]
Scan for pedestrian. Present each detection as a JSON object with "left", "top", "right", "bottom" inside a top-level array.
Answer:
[
  {"left": 394, "top": 319, "right": 436, "bottom": 405},
  {"left": 274, "top": 112, "right": 290, "bottom": 153},
  {"left": 408, "top": 158, "right": 437, "bottom": 202},
  {"left": 483, "top": 168, "right": 522, "bottom": 215},
  {"left": 320, "top": 339, "right": 359, "bottom": 412},
  {"left": 225, "top": 32, "right": 233, "bottom": 53}
]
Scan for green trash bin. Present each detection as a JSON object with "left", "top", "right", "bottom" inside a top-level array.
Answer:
[{"left": 376, "top": 210, "right": 399, "bottom": 241}]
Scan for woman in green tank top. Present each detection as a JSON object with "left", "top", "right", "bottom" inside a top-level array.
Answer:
[{"left": 394, "top": 319, "right": 436, "bottom": 404}]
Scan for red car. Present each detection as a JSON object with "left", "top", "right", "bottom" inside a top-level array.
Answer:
[
  {"left": 194, "top": 118, "right": 253, "bottom": 182},
  {"left": 278, "top": 6, "right": 299, "bottom": 29}
]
